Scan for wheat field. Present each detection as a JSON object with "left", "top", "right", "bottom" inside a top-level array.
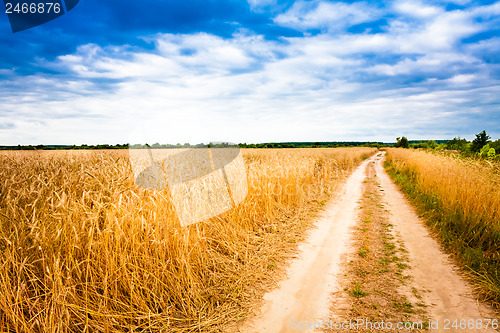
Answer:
[{"left": 0, "top": 147, "right": 376, "bottom": 332}]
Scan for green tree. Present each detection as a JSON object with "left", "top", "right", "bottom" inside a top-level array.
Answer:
[
  {"left": 471, "top": 130, "right": 490, "bottom": 153},
  {"left": 490, "top": 139, "right": 500, "bottom": 154},
  {"left": 427, "top": 140, "right": 438, "bottom": 149},
  {"left": 394, "top": 137, "right": 409, "bottom": 148},
  {"left": 446, "top": 137, "right": 468, "bottom": 151},
  {"left": 487, "top": 147, "right": 496, "bottom": 159},
  {"left": 480, "top": 144, "right": 497, "bottom": 159}
]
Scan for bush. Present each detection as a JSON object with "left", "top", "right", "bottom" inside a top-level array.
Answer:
[
  {"left": 394, "top": 136, "right": 409, "bottom": 148},
  {"left": 490, "top": 139, "right": 500, "bottom": 155},
  {"left": 479, "top": 144, "right": 496, "bottom": 160},
  {"left": 446, "top": 137, "right": 469, "bottom": 151}
]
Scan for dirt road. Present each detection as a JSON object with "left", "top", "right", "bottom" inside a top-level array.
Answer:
[
  {"left": 373, "top": 152, "right": 497, "bottom": 332},
  {"left": 235, "top": 152, "right": 497, "bottom": 333}
]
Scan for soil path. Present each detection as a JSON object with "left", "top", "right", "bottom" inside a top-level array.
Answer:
[
  {"left": 373, "top": 152, "right": 497, "bottom": 332},
  {"left": 235, "top": 154, "right": 375, "bottom": 333},
  {"left": 235, "top": 152, "right": 497, "bottom": 333}
]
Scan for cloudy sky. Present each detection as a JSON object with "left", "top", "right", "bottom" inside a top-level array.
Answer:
[{"left": 1, "top": 0, "right": 499, "bottom": 145}]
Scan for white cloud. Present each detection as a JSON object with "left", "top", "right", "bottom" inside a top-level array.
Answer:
[
  {"left": 2, "top": 2, "right": 500, "bottom": 145},
  {"left": 367, "top": 52, "right": 478, "bottom": 76},
  {"left": 446, "top": 73, "right": 477, "bottom": 84},
  {"left": 274, "top": 1, "right": 380, "bottom": 31},
  {"left": 247, "top": 0, "right": 276, "bottom": 11},
  {"left": 394, "top": 1, "right": 442, "bottom": 18}
]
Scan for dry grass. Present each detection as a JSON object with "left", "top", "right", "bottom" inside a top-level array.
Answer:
[
  {"left": 385, "top": 148, "right": 500, "bottom": 307},
  {"left": 0, "top": 147, "right": 376, "bottom": 332}
]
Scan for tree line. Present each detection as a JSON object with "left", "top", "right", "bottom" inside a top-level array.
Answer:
[
  {"left": 395, "top": 130, "right": 500, "bottom": 159},
  {"left": 2, "top": 132, "right": 499, "bottom": 157}
]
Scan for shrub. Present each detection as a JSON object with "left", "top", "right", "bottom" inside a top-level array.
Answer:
[{"left": 394, "top": 137, "right": 409, "bottom": 148}]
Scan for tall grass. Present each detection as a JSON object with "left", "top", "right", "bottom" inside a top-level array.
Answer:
[
  {"left": 0, "top": 147, "right": 375, "bottom": 332},
  {"left": 385, "top": 148, "right": 500, "bottom": 306}
]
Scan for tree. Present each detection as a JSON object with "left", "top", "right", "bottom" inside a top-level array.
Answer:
[
  {"left": 446, "top": 137, "right": 468, "bottom": 151},
  {"left": 410, "top": 140, "right": 437, "bottom": 149},
  {"left": 394, "top": 137, "right": 409, "bottom": 148},
  {"left": 488, "top": 147, "right": 497, "bottom": 159},
  {"left": 425, "top": 140, "right": 437, "bottom": 149},
  {"left": 490, "top": 139, "right": 500, "bottom": 155},
  {"left": 480, "top": 144, "right": 496, "bottom": 159},
  {"left": 471, "top": 130, "right": 490, "bottom": 153}
]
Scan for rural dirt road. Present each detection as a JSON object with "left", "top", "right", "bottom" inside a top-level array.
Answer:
[
  {"left": 373, "top": 152, "right": 497, "bottom": 332},
  {"left": 235, "top": 152, "right": 497, "bottom": 333}
]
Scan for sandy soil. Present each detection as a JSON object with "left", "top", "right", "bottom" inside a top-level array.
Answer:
[
  {"left": 234, "top": 152, "right": 497, "bottom": 333},
  {"left": 373, "top": 152, "right": 498, "bottom": 332},
  {"left": 234, "top": 155, "right": 375, "bottom": 333}
]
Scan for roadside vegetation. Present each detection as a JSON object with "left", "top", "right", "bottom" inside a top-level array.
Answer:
[
  {"left": 394, "top": 130, "right": 500, "bottom": 161},
  {"left": 0, "top": 147, "right": 375, "bottom": 332},
  {"left": 385, "top": 148, "right": 500, "bottom": 308}
]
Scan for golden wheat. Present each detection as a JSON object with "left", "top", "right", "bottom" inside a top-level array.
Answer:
[
  {"left": 386, "top": 148, "right": 500, "bottom": 233},
  {"left": 0, "top": 147, "right": 376, "bottom": 332}
]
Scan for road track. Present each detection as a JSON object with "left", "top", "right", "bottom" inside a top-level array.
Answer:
[{"left": 235, "top": 152, "right": 497, "bottom": 333}]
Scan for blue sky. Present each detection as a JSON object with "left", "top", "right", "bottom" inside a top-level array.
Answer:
[{"left": 1, "top": 0, "right": 500, "bottom": 145}]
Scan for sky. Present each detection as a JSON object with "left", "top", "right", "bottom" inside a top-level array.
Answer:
[{"left": 1, "top": 0, "right": 500, "bottom": 145}]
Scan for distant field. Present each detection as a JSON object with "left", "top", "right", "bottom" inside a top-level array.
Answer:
[
  {"left": 0, "top": 147, "right": 376, "bottom": 332},
  {"left": 385, "top": 148, "right": 500, "bottom": 307}
]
